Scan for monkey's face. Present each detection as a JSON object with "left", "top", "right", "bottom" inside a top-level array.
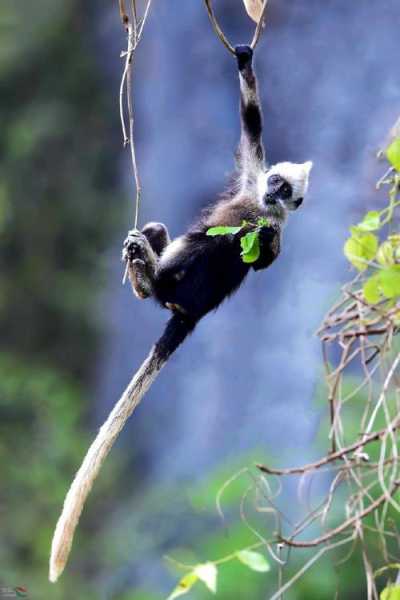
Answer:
[{"left": 258, "top": 161, "right": 313, "bottom": 217}]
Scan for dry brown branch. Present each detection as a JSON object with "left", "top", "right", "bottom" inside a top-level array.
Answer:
[
  {"left": 203, "top": 0, "right": 235, "bottom": 54},
  {"left": 119, "top": 0, "right": 152, "bottom": 230},
  {"left": 256, "top": 419, "right": 400, "bottom": 476},
  {"left": 278, "top": 482, "right": 400, "bottom": 549},
  {"left": 203, "top": 0, "right": 269, "bottom": 56}
]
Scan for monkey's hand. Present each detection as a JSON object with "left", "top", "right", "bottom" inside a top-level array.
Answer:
[
  {"left": 235, "top": 45, "right": 253, "bottom": 71},
  {"left": 122, "top": 230, "right": 157, "bottom": 298},
  {"left": 122, "top": 229, "right": 152, "bottom": 263}
]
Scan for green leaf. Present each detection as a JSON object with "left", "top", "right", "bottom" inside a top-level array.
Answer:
[
  {"left": 257, "top": 216, "right": 271, "bottom": 227},
  {"left": 240, "top": 232, "right": 260, "bottom": 263},
  {"left": 344, "top": 232, "right": 378, "bottom": 271},
  {"left": 167, "top": 572, "right": 198, "bottom": 600},
  {"left": 206, "top": 226, "right": 243, "bottom": 237},
  {"left": 241, "top": 231, "right": 258, "bottom": 252},
  {"left": 236, "top": 550, "right": 270, "bottom": 572},
  {"left": 381, "top": 585, "right": 400, "bottom": 600},
  {"left": 387, "top": 137, "right": 400, "bottom": 171},
  {"left": 377, "top": 241, "right": 395, "bottom": 267},
  {"left": 379, "top": 267, "right": 400, "bottom": 299},
  {"left": 355, "top": 211, "right": 381, "bottom": 232},
  {"left": 194, "top": 563, "right": 217, "bottom": 594},
  {"left": 363, "top": 275, "right": 381, "bottom": 304}
]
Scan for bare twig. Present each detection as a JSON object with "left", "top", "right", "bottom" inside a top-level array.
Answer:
[
  {"left": 256, "top": 419, "right": 400, "bottom": 477},
  {"left": 278, "top": 482, "right": 400, "bottom": 549},
  {"left": 203, "top": 0, "right": 235, "bottom": 55},
  {"left": 203, "top": 0, "right": 269, "bottom": 56},
  {"left": 119, "top": 0, "right": 152, "bottom": 230}
]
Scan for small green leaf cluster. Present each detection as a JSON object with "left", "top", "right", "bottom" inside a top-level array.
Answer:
[
  {"left": 166, "top": 548, "right": 269, "bottom": 599},
  {"left": 206, "top": 217, "right": 271, "bottom": 264},
  {"left": 387, "top": 137, "right": 400, "bottom": 172},
  {"left": 381, "top": 585, "right": 400, "bottom": 600},
  {"left": 343, "top": 147, "right": 400, "bottom": 305}
]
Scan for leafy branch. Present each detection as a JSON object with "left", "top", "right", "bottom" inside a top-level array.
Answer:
[
  {"left": 206, "top": 216, "right": 271, "bottom": 264},
  {"left": 165, "top": 543, "right": 270, "bottom": 599},
  {"left": 344, "top": 139, "right": 400, "bottom": 305}
]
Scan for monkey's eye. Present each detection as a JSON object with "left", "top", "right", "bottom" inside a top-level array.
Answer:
[
  {"left": 267, "top": 174, "right": 283, "bottom": 187},
  {"left": 267, "top": 174, "right": 293, "bottom": 200},
  {"left": 279, "top": 182, "right": 293, "bottom": 200}
]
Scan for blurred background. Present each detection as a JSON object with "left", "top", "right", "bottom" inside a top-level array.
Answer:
[{"left": 1, "top": 1, "right": 399, "bottom": 598}]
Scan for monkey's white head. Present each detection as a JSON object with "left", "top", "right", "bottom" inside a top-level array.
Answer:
[{"left": 257, "top": 161, "right": 313, "bottom": 221}]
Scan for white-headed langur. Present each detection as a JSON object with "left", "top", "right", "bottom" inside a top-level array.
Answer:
[
  {"left": 49, "top": 45, "right": 313, "bottom": 583},
  {"left": 123, "top": 45, "right": 312, "bottom": 363}
]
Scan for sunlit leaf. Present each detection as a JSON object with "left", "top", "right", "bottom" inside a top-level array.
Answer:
[
  {"left": 363, "top": 274, "right": 381, "bottom": 304},
  {"left": 379, "top": 267, "right": 400, "bottom": 299},
  {"left": 241, "top": 231, "right": 257, "bottom": 253},
  {"left": 236, "top": 550, "right": 270, "bottom": 572},
  {"left": 242, "top": 0, "right": 264, "bottom": 23},
  {"left": 355, "top": 210, "right": 381, "bottom": 232},
  {"left": 386, "top": 137, "right": 400, "bottom": 171},
  {"left": 194, "top": 563, "right": 217, "bottom": 594},
  {"left": 344, "top": 232, "right": 378, "bottom": 271},
  {"left": 257, "top": 216, "right": 271, "bottom": 227},
  {"left": 377, "top": 241, "right": 395, "bottom": 267},
  {"left": 167, "top": 572, "right": 198, "bottom": 600},
  {"left": 206, "top": 225, "right": 243, "bottom": 237},
  {"left": 240, "top": 232, "right": 260, "bottom": 263},
  {"left": 381, "top": 585, "right": 400, "bottom": 600}
]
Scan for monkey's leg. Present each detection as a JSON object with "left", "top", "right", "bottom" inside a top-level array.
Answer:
[
  {"left": 141, "top": 222, "right": 171, "bottom": 256},
  {"left": 122, "top": 230, "right": 159, "bottom": 299}
]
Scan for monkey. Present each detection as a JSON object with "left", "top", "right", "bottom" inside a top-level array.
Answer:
[
  {"left": 122, "top": 44, "right": 312, "bottom": 355},
  {"left": 49, "top": 45, "right": 312, "bottom": 583}
]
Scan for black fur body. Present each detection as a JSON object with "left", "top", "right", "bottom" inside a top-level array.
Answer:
[
  {"left": 123, "top": 45, "right": 310, "bottom": 361},
  {"left": 153, "top": 210, "right": 280, "bottom": 323}
]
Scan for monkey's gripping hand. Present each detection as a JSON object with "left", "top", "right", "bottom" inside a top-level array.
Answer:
[
  {"left": 235, "top": 45, "right": 253, "bottom": 72},
  {"left": 122, "top": 230, "right": 157, "bottom": 299},
  {"left": 122, "top": 229, "right": 147, "bottom": 263}
]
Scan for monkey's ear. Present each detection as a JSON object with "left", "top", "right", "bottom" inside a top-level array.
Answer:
[{"left": 235, "top": 45, "right": 253, "bottom": 71}]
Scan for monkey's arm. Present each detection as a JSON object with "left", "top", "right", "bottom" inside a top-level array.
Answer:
[
  {"left": 235, "top": 45, "right": 266, "bottom": 189},
  {"left": 251, "top": 226, "right": 280, "bottom": 271}
]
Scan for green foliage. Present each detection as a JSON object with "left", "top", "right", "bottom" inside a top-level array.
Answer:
[
  {"left": 381, "top": 586, "right": 400, "bottom": 600},
  {"left": 343, "top": 229, "right": 378, "bottom": 271},
  {"left": 166, "top": 547, "right": 270, "bottom": 599},
  {"left": 206, "top": 225, "right": 244, "bottom": 236},
  {"left": 240, "top": 231, "right": 260, "bottom": 263},
  {"left": 236, "top": 550, "right": 270, "bottom": 572},
  {"left": 387, "top": 137, "right": 400, "bottom": 171},
  {"left": 344, "top": 173, "right": 400, "bottom": 305},
  {"left": 206, "top": 217, "right": 271, "bottom": 265},
  {"left": 0, "top": 1, "right": 127, "bottom": 597}
]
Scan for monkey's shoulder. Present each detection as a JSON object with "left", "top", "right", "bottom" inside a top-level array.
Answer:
[{"left": 200, "top": 195, "right": 269, "bottom": 229}]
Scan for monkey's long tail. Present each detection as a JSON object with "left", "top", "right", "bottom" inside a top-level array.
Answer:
[{"left": 49, "top": 312, "right": 195, "bottom": 583}]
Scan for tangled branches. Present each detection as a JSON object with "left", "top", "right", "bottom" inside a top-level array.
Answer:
[{"left": 253, "top": 162, "right": 400, "bottom": 598}]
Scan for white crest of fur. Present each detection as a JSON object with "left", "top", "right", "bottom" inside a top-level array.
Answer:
[{"left": 257, "top": 160, "right": 313, "bottom": 203}]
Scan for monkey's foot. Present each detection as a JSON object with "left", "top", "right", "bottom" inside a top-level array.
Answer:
[
  {"left": 122, "top": 230, "right": 158, "bottom": 299},
  {"left": 128, "top": 258, "right": 153, "bottom": 299},
  {"left": 235, "top": 45, "right": 253, "bottom": 71}
]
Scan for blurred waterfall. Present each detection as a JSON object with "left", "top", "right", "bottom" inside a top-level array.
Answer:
[{"left": 95, "top": 0, "right": 399, "bottom": 488}]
